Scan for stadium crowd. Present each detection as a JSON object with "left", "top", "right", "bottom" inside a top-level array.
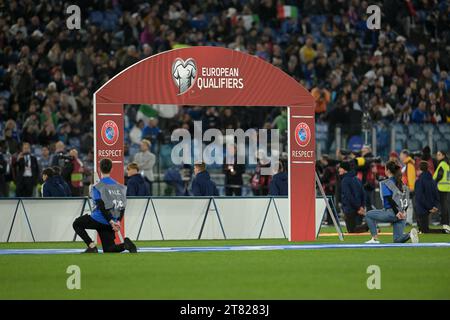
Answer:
[
  {"left": 317, "top": 145, "right": 450, "bottom": 229},
  {"left": 0, "top": 0, "right": 449, "bottom": 202}
]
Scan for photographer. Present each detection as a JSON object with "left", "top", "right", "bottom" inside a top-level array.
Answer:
[
  {"left": 354, "top": 145, "right": 381, "bottom": 210},
  {"left": 413, "top": 146, "right": 435, "bottom": 176},
  {"left": 334, "top": 149, "right": 356, "bottom": 209},
  {"left": 389, "top": 151, "right": 402, "bottom": 167},
  {"left": 250, "top": 150, "right": 272, "bottom": 196},
  {"left": 339, "top": 161, "right": 369, "bottom": 233},
  {"left": 51, "top": 141, "right": 73, "bottom": 185},
  {"left": 317, "top": 154, "right": 339, "bottom": 225},
  {"left": 223, "top": 145, "right": 245, "bottom": 196},
  {"left": 317, "top": 155, "right": 340, "bottom": 195},
  {"left": 66, "top": 149, "right": 84, "bottom": 196},
  {"left": 15, "top": 142, "right": 39, "bottom": 197}
]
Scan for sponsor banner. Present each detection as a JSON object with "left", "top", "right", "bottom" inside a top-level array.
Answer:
[
  {"left": 95, "top": 103, "right": 125, "bottom": 243},
  {"left": 289, "top": 109, "right": 315, "bottom": 241},
  {"left": 95, "top": 103, "right": 124, "bottom": 184},
  {"left": 94, "top": 47, "right": 316, "bottom": 242},
  {"left": 96, "top": 46, "right": 313, "bottom": 107}
]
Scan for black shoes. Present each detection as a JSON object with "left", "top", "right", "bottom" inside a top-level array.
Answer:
[
  {"left": 124, "top": 237, "right": 137, "bottom": 253},
  {"left": 83, "top": 246, "right": 98, "bottom": 253},
  {"left": 82, "top": 239, "right": 137, "bottom": 253}
]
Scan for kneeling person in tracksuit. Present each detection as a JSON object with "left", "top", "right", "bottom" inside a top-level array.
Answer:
[
  {"left": 73, "top": 158, "right": 137, "bottom": 253},
  {"left": 364, "top": 161, "right": 419, "bottom": 244}
]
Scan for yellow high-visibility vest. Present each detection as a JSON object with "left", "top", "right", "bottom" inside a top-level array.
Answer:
[{"left": 433, "top": 161, "right": 450, "bottom": 192}]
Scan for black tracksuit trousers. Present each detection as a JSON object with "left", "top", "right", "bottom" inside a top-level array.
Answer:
[{"left": 73, "top": 215, "right": 125, "bottom": 253}]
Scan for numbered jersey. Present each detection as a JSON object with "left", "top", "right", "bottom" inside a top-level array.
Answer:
[
  {"left": 93, "top": 180, "right": 127, "bottom": 219},
  {"left": 380, "top": 179, "right": 409, "bottom": 211}
]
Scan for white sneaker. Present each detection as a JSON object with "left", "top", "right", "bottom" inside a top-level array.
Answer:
[
  {"left": 443, "top": 225, "right": 450, "bottom": 234},
  {"left": 365, "top": 238, "right": 380, "bottom": 244},
  {"left": 410, "top": 228, "right": 419, "bottom": 243}
]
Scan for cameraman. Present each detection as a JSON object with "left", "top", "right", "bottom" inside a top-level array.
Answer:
[
  {"left": 66, "top": 149, "right": 84, "bottom": 196},
  {"left": 339, "top": 161, "right": 369, "bottom": 233},
  {"left": 223, "top": 145, "right": 245, "bottom": 196},
  {"left": 317, "top": 154, "right": 339, "bottom": 225},
  {"left": 334, "top": 149, "right": 355, "bottom": 209},
  {"left": 51, "top": 141, "right": 73, "bottom": 186},
  {"left": 354, "top": 145, "right": 380, "bottom": 210}
]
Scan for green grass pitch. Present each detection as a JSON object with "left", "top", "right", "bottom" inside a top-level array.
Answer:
[{"left": 0, "top": 227, "right": 449, "bottom": 300}]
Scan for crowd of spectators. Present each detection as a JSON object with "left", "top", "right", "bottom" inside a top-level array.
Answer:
[
  {"left": 317, "top": 145, "right": 450, "bottom": 227},
  {"left": 0, "top": 0, "right": 449, "bottom": 197}
]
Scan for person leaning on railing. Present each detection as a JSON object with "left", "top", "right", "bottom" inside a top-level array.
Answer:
[
  {"left": 191, "top": 162, "right": 218, "bottom": 197},
  {"left": 269, "top": 160, "right": 288, "bottom": 196},
  {"left": 41, "top": 167, "right": 68, "bottom": 197},
  {"left": 126, "top": 162, "right": 150, "bottom": 197}
]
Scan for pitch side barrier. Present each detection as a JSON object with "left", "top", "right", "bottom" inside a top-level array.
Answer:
[{"left": 0, "top": 196, "right": 335, "bottom": 243}]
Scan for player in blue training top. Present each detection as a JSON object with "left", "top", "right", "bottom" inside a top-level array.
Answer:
[
  {"left": 364, "top": 161, "right": 419, "bottom": 244},
  {"left": 73, "top": 158, "right": 137, "bottom": 253}
]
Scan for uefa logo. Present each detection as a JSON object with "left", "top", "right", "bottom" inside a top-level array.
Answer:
[
  {"left": 172, "top": 58, "right": 197, "bottom": 95},
  {"left": 101, "top": 120, "right": 119, "bottom": 146},
  {"left": 294, "top": 122, "right": 311, "bottom": 147}
]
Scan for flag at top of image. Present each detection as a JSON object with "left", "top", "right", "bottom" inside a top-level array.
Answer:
[{"left": 277, "top": 5, "right": 299, "bottom": 19}]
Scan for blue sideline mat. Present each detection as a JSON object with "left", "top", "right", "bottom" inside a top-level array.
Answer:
[{"left": 1, "top": 243, "right": 450, "bottom": 255}]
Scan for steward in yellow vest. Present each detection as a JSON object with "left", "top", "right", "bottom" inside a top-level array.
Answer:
[{"left": 433, "top": 154, "right": 450, "bottom": 192}]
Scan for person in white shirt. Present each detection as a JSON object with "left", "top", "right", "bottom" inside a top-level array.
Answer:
[
  {"left": 129, "top": 120, "right": 145, "bottom": 146},
  {"left": 133, "top": 139, "right": 155, "bottom": 195}
]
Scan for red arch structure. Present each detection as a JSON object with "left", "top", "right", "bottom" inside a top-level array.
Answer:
[{"left": 94, "top": 46, "right": 316, "bottom": 241}]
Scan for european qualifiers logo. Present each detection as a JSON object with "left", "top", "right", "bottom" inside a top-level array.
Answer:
[
  {"left": 101, "top": 120, "right": 119, "bottom": 146},
  {"left": 172, "top": 57, "right": 245, "bottom": 95},
  {"left": 294, "top": 122, "right": 311, "bottom": 147},
  {"left": 172, "top": 58, "right": 197, "bottom": 95}
]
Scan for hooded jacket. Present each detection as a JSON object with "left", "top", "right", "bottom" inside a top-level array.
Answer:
[
  {"left": 43, "top": 176, "right": 69, "bottom": 197},
  {"left": 191, "top": 171, "right": 218, "bottom": 196},
  {"left": 53, "top": 175, "right": 72, "bottom": 196},
  {"left": 269, "top": 172, "right": 288, "bottom": 196},
  {"left": 415, "top": 171, "right": 439, "bottom": 215},
  {"left": 126, "top": 173, "right": 150, "bottom": 196},
  {"left": 340, "top": 171, "right": 365, "bottom": 213}
]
